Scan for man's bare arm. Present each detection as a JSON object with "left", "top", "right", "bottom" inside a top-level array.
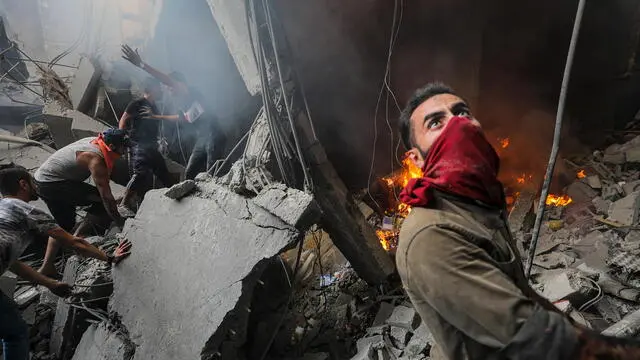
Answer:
[
  {"left": 9, "top": 261, "right": 71, "bottom": 297},
  {"left": 121, "top": 44, "right": 189, "bottom": 95},
  {"left": 46, "top": 228, "right": 109, "bottom": 262},
  {"left": 119, "top": 112, "right": 132, "bottom": 130},
  {"left": 85, "top": 154, "right": 124, "bottom": 226}
]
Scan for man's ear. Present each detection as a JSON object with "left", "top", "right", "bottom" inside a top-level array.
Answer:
[
  {"left": 18, "top": 179, "right": 29, "bottom": 191},
  {"left": 405, "top": 148, "right": 425, "bottom": 170}
]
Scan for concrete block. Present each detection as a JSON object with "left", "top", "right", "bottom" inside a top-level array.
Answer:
[
  {"left": 603, "top": 152, "right": 626, "bottom": 165},
  {"left": 586, "top": 175, "right": 602, "bottom": 190},
  {"left": 608, "top": 191, "right": 640, "bottom": 226},
  {"left": 163, "top": 180, "right": 196, "bottom": 200},
  {"left": 356, "top": 335, "right": 384, "bottom": 353},
  {"left": 70, "top": 57, "right": 102, "bottom": 112},
  {"left": 111, "top": 182, "right": 314, "bottom": 360},
  {"left": 70, "top": 323, "right": 133, "bottom": 360},
  {"left": 404, "top": 322, "right": 433, "bottom": 358},
  {"left": 508, "top": 188, "right": 535, "bottom": 232},
  {"left": 69, "top": 110, "right": 109, "bottom": 139},
  {"left": 386, "top": 305, "right": 418, "bottom": 331},
  {"left": 625, "top": 147, "right": 640, "bottom": 163},
  {"left": 252, "top": 183, "right": 318, "bottom": 228},
  {"left": 566, "top": 181, "right": 597, "bottom": 203},
  {"left": 623, "top": 180, "right": 640, "bottom": 196},
  {"left": 0, "top": 271, "right": 17, "bottom": 298},
  {"left": 390, "top": 326, "right": 410, "bottom": 349},
  {"left": 541, "top": 272, "right": 578, "bottom": 302},
  {"left": 372, "top": 302, "right": 394, "bottom": 326},
  {"left": 42, "top": 114, "right": 74, "bottom": 148}
]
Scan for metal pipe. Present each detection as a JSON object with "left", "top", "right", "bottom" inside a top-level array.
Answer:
[
  {"left": 4, "top": 56, "right": 77, "bottom": 69},
  {"left": 0, "top": 62, "right": 22, "bottom": 82},
  {"left": 0, "top": 134, "right": 55, "bottom": 153},
  {"left": 0, "top": 44, "right": 15, "bottom": 58},
  {"left": 526, "top": 0, "right": 587, "bottom": 278}
]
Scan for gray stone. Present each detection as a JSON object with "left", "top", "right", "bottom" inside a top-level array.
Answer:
[
  {"left": 566, "top": 181, "right": 597, "bottom": 203},
  {"left": 70, "top": 323, "right": 133, "bottom": 360},
  {"left": 69, "top": 57, "right": 102, "bottom": 112},
  {"left": 111, "top": 183, "right": 316, "bottom": 360},
  {"left": 372, "top": 302, "right": 395, "bottom": 326},
  {"left": 592, "top": 197, "right": 612, "bottom": 215},
  {"left": 0, "top": 271, "right": 17, "bottom": 298},
  {"left": 252, "top": 183, "right": 318, "bottom": 228},
  {"left": 386, "top": 305, "right": 418, "bottom": 331},
  {"left": 608, "top": 191, "right": 640, "bottom": 226},
  {"left": 356, "top": 335, "right": 384, "bottom": 353},
  {"left": 586, "top": 175, "right": 602, "bottom": 190},
  {"left": 623, "top": 180, "right": 640, "bottom": 196},
  {"left": 603, "top": 152, "right": 626, "bottom": 165},
  {"left": 404, "top": 322, "right": 433, "bottom": 358},
  {"left": 350, "top": 343, "right": 375, "bottom": 360},
  {"left": 163, "top": 180, "right": 196, "bottom": 200},
  {"left": 625, "top": 147, "right": 640, "bottom": 163},
  {"left": 390, "top": 326, "right": 410, "bottom": 349}
]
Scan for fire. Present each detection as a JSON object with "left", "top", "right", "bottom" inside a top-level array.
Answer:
[
  {"left": 499, "top": 137, "right": 510, "bottom": 149},
  {"left": 577, "top": 170, "right": 586, "bottom": 179},
  {"left": 376, "top": 229, "right": 395, "bottom": 251},
  {"left": 516, "top": 173, "right": 533, "bottom": 185},
  {"left": 546, "top": 194, "right": 573, "bottom": 207}
]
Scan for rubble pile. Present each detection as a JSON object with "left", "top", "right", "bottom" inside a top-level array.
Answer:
[{"left": 513, "top": 134, "right": 640, "bottom": 333}]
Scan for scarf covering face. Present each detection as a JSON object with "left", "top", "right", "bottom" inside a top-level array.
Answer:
[
  {"left": 90, "top": 134, "right": 121, "bottom": 175},
  {"left": 399, "top": 116, "right": 504, "bottom": 207}
]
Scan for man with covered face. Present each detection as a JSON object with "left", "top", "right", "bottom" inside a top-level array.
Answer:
[{"left": 396, "top": 82, "right": 640, "bottom": 359}]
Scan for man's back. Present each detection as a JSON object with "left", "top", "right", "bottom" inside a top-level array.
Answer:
[
  {"left": 125, "top": 97, "right": 160, "bottom": 145},
  {"left": 35, "top": 138, "right": 102, "bottom": 183}
]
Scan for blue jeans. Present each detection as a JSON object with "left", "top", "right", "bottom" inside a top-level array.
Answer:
[{"left": 0, "top": 291, "right": 28, "bottom": 360}]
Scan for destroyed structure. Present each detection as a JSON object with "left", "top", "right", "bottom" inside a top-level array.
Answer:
[{"left": 2, "top": 0, "right": 640, "bottom": 360}]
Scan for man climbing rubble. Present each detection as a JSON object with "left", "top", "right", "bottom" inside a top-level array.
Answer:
[
  {"left": 0, "top": 165, "right": 131, "bottom": 360},
  {"left": 121, "top": 44, "right": 227, "bottom": 180},
  {"left": 118, "top": 77, "right": 180, "bottom": 216},
  {"left": 396, "top": 82, "right": 640, "bottom": 359},
  {"left": 34, "top": 129, "right": 128, "bottom": 277}
]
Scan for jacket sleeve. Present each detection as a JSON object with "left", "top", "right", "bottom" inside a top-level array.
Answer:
[{"left": 401, "top": 225, "right": 578, "bottom": 359}]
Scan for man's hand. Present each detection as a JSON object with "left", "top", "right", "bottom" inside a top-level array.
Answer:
[
  {"left": 122, "top": 44, "right": 143, "bottom": 68},
  {"left": 112, "top": 239, "right": 132, "bottom": 265},
  {"left": 48, "top": 281, "right": 73, "bottom": 298}
]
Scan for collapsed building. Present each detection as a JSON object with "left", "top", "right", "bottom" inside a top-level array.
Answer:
[{"left": 2, "top": 0, "right": 640, "bottom": 360}]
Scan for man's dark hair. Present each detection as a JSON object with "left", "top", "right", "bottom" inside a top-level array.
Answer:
[
  {"left": 143, "top": 77, "right": 161, "bottom": 94},
  {"left": 102, "top": 129, "right": 129, "bottom": 149},
  {"left": 399, "top": 82, "right": 457, "bottom": 149},
  {"left": 169, "top": 71, "right": 187, "bottom": 84},
  {"left": 0, "top": 164, "right": 31, "bottom": 196}
]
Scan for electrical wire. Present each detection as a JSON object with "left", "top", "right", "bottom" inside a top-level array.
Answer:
[
  {"left": 526, "top": 0, "right": 587, "bottom": 279},
  {"left": 366, "top": 0, "right": 404, "bottom": 211},
  {"left": 578, "top": 276, "right": 603, "bottom": 312}
]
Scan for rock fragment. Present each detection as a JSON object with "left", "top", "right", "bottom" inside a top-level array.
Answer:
[{"left": 163, "top": 179, "right": 196, "bottom": 200}]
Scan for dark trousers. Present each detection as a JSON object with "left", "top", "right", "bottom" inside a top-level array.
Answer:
[
  {"left": 36, "top": 180, "right": 107, "bottom": 232},
  {"left": 127, "top": 143, "right": 175, "bottom": 195},
  {"left": 185, "top": 135, "right": 225, "bottom": 180},
  {"left": 0, "top": 291, "right": 29, "bottom": 360}
]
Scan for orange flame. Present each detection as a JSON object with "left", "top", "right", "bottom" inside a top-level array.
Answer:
[
  {"left": 499, "top": 137, "right": 510, "bottom": 149},
  {"left": 577, "top": 170, "right": 586, "bottom": 179},
  {"left": 546, "top": 194, "right": 572, "bottom": 207},
  {"left": 376, "top": 229, "right": 395, "bottom": 251},
  {"left": 516, "top": 173, "right": 533, "bottom": 185}
]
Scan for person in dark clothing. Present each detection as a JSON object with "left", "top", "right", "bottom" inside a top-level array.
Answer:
[
  {"left": 118, "top": 77, "right": 182, "bottom": 215},
  {"left": 121, "top": 45, "right": 226, "bottom": 179}
]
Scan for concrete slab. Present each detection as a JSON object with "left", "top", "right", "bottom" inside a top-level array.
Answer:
[
  {"left": 70, "top": 58, "right": 102, "bottom": 112},
  {"left": 566, "top": 181, "right": 597, "bottom": 204},
  {"left": 69, "top": 110, "right": 110, "bottom": 139},
  {"left": 386, "top": 305, "right": 418, "bottom": 331},
  {"left": 42, "top": 114, "right": 74, "bottom": 148},
  {"left": 404, "top": 321, "right": 433, "bottom": 358},
  {"left": 70, "top": 323, "right": 133, "bottom": 360},
  {"left": 608, "top": 191, "right": 640, "bottom": 226},
  {"left": 111, "top": 182, "right": 317, "bottom": 360}
]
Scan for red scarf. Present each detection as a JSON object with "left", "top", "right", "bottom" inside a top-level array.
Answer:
[
  {"left": 90, "top": 134, "right": 120, "bottom": 175},
  {"left": 399, "top": 116, "right": 504, "bottom": 208}
]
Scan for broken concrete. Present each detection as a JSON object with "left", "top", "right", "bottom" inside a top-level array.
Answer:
[
  {"left": 386, "top": 305, "right": 418, "bottom": 331},
  {"left": 607, "top": 191, "right": 640, "bottom": 226},
  {"left": 566, "top": 181, "right": 598, "bottom": 204},
  {"left": 163, "top": 180, "right": 196, "bottom": 200},
  {"left": 508, "top": 188, "right": 536, "bottom": 232},
  {"left": 404, "top": 322, "right": 433, "bottom": 358},
  {"left": 70, "top": 323, "right": 134, "bottom": 360},
  {"left": 252, "top": 183, "right": 318, "bottom": 229},
  {"left": 69, "top": 57, "right": 102, "bottom": 113},
  {"left": 111, "top": 182, "right": 318, "bottom": 360}
]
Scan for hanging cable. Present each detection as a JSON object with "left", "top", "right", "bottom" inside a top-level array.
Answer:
[
  {"left": 526, "top": 0, "right": 587, "bottom": 279},
  {"left": 366, "top": 0, "right": 404, "bottom": 211}
]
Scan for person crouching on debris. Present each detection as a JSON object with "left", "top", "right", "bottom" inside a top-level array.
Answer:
[
  {"left": 34, "top": 129, "right": 128, "bottom": 277},
  {"left": 117, "top": 77, "right": 181, "bottom": 217},
  {"left": 0, "top": 165, "right": 131, "bottom": 360},
  {"left": 396, "top": 82, "right": 640, "bottom": 359},
  {"left": 121, "top": 44, "right": 227, "bottom": 180}
]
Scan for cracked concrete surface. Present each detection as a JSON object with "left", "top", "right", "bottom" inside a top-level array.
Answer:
[{"left": 110, "top": 182, "right": 317, "bottom": 360}]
